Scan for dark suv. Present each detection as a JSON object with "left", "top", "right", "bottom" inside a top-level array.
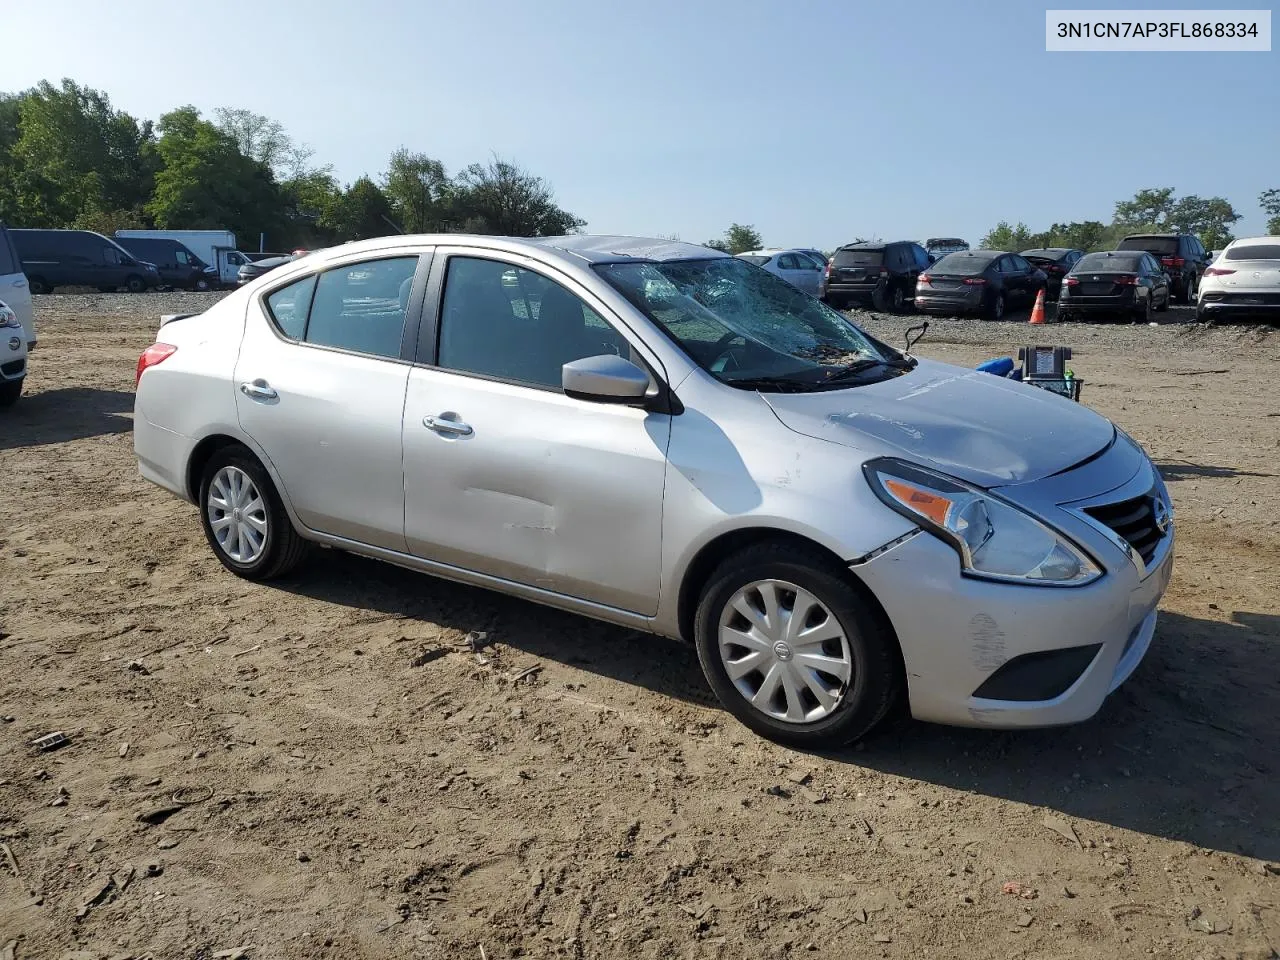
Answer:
[
  {"left": 822, "top": 240, "right": 930, "bottom": 312},
  {"left": 1116, "top": 233, "right": 1209, "bottom": 304}
]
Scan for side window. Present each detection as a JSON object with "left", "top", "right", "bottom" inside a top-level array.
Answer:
[
  {"left": 778, "top": 254, "right": 799, "bottom": 270},
  {"left": 913, "top": 245, "right": 929, "bottom": 268},
  {"left": 1013, "top": 255, "right": 1031, "bottom": 271},
  {"left": 305, "top": 257, "right": 417, "bottom": 359},
  {"left": 437, "top": 256, "right": 630, "bottom": 390},
  {"left": 103, "top": 246, "right": 121, "bottom": 265},
  {"left": 174, "top": 250, "right": 189, "bottom": 265},
  {"left": 994, "top": 257, "right": 1009, "bottom": 274},
  {"left": 265, "top": 274, "right": 317, "bottom": 340}
]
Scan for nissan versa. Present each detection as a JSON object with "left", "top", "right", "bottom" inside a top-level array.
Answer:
[{"left": 133, "top": 236, "right": 1174, "bottom": 747}]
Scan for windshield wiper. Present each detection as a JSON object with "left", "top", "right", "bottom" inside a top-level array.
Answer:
[
  {"left": 724, "top": 376, "right": 818, "bottom": 393},
  {"left": 824, "top": 355, "right": 915, "bottom": 384}
]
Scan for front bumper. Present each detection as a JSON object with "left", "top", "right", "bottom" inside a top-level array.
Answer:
[{"left": 853, "top": 444, "right": 1173, "bottom": 728}]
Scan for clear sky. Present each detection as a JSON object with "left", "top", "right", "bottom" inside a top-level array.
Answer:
[{"left": 2, "top": 0, "right": 1276, "bottom": 248}]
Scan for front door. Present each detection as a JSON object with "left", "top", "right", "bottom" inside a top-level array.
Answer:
[
  {"left": 233, "top": 254, "right": 425, "bottom": 550},
  {"left": 402, "top": 253, "right": 670, "bottom": 615}
]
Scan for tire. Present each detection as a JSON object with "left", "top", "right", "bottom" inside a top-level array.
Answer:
[
  {"left": 1155, "top": 288, "right": 1170, "bottom": 312},
  {"left": 27, "top": 276, "right": 50, "bottom": 295},
  {"left": 693, "top": 541, "right": 902, "bottom": 748},
  {"left": 1134, "top": 294, "right": 1154, "bottom": 324},
  {"left": 984, "top": 292, "right": 1005, "bottom": 321},
  {"left": 0, "top": 378, "right": 22, "bottom": 408},
  {"left": 198, "top": 446, "right": 308, "bottom": 581},
  {"left": 890, "top": 285, "right": 906, "bottom": 313},
  {"left": 194, "top": 277, "right": 210, "bottom": 292},
  {"left": 125, "top": 275, "right": 147, "bottom": 294},
  {"left": 1058, "top": 309, "right": 1074, "bottom": 323}
]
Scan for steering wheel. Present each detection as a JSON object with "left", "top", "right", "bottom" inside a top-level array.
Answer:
[{"left": 706, "top": 331, "right": 747, "bottom": 372}]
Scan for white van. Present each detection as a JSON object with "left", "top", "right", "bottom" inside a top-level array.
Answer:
[{"left": 0, "top": 222, "right": 36, "bottom": 351}]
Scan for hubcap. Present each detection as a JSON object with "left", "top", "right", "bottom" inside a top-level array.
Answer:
[
  {"left": 718, "top": 579, "right": 853, "bottom": 724},
  {"left": 207, "top": 466, "right": 268, "bottom": 564}
]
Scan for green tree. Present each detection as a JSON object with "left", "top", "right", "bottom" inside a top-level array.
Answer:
[
  {"left": 1042, "top": 220, "right": 1107, "bottom": 251},
  {"left": 1261, "top": 189, "right": 1280, "bottom": 235},
  {"left": 1113, "top": 187, "right": 1176, "bottom": 230},
  {"left": 1113, "top": 187, "right": 1240, "bottom": 248},
  {"left": 382, "top": 149, "right": 451, "bottom": 233},
  {"left": 328, "top": 176, "right": 395, "bottom": 240},
  {"left": 8, "top": 79, "right": 155, "bottom": 228},
  {"left": 703, "top": 238, "right": 730, "bottom": 252},
  {"left": 148, "top": 106, "right": 282, "bottom": 241},
  {"left": 724, "top": 223, "right": 763, "bottom": 254},
  {"left": 214, "top": 107, "right": 315, "bottom": 180},
  {"left": 450, "top": 156, "right": 583, "bottom": 237},
  {"left": 980, "top": 221, "right": 1042, "bottom": 251}
]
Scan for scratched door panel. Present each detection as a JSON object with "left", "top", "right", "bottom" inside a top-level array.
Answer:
[{"left": 402, "top": 368, "right": 670, "bottom": 615}]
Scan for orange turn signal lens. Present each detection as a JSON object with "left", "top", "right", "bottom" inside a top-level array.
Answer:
[{"left": 882, "top": 478, "right": 954, "bottom": 527}]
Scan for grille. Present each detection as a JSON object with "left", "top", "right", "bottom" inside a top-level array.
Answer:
[
  {"left": 1085, "top": 493, "right": 1165, "bottom": 565},
  {"left": 1, "top": 359, "right": 25, "bottom": 377}
]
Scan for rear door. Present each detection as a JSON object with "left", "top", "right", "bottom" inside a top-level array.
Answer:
[
  {"left": 0, "top": 225, "right": 35, "bottom": 346},
  {"left": 234, "top": 253, "right": 429, "bottom": 550}
]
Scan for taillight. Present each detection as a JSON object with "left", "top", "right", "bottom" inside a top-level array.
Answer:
[
  {"left": 1114, "top": 275, "right": 1139, "bottom": 286},
  {"left": 1204, "top": 266, "right": 1236, "bottom": 276},
  {"left": 918, "top": 274, "right": 932, "bottom": 286},
  {"left": 1161, "top": 256, "right": 1185, "bottom": 268},
  {"left": 962, "top": 277, "right": 986, "bottom": 285},
  {"left": 823, "top": 262, "right": 832, "bottom": 279},
  {"left": 1065, "top": 277, "right": 1080, "bottom": 287},
  {"left": 136, "top": 343, "right": 177, "bottom": 385}
]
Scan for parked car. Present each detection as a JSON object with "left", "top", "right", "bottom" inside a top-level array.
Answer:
[
  {"left": 794, "top": 248, "right": 828, "bottom": 268},
  {"left": 10, "top": 229, "right": 160, "bottom": 294},
  {"left": 822, "top": 240, "right": 929, "bottom": 312},
  {"left": 0, "top": 298, "right": 27, "bottom": 406},
  {"left": 134, "top": 234, "right": 1173, "bottom": 747},
  {"left": 1058, "top": 251, "right": 1171, "bottom": 323},
  {"left": 915, "top": 250, "right": 1047, "bottom": 320},
  {"left": 736, "top": 249, "right": 823, "bottom": 297},
  {"left": 1116, "top": 233, "right": 1210, "bottom": 303},
  {"left": 117, "top": 229, "right": 247, "bottom": 288},
  {"left": 237, "top": 254, "right": 299, "bottom": 286},
  {"left": 1196, "top": 236, "right": 1280, "bottom": 323},
  {"left": 115, "top": 236, "right": 211, "bottom": 291},
  {"left": 0, "top": 222, "right": 36, "bottom": 351},
  {"left": 1020, "top": 248, "right": 1085, "bottom": 298},
  {"left": 924, "top": 237, "right": 969, "bottom": 263}
]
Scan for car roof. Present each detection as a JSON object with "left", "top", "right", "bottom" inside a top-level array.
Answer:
[
  {"left": 1021, "top": 248, "right": 1072, "bottom": 256},
  {"left": 1121, "top": 232, "right": 1182, "bottom": 239},
  {"left": 941, "top": 249, "right": 1002, "bottom": 259},
  {"left": 1226, "top": 236, "right": 1280, "bottom": 246},
  {"left": 837, "top": 240, "right": 914, "bottom": 251}
]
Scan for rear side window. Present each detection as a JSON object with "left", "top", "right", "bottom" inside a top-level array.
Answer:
[
  {"left": 306, "top": 257, "right": 418, "bottom": 359},
  {"left": 265, "top": 275, "right": 316, "bottom": 339},
  {"left": 833, "top": 248, "right": 883, "bottom": 267},
  {"left": 738, "top": 255, "right": 769, "bottom": 265},
  {"left": 0, "top": 228, "right": 15, "bottom": 274},
  {"left": 1225, "top": 243, "right": 1280, "bottom": 261},
  {"left": 778, "top": 254, "right": 800, "bottom": 269}
]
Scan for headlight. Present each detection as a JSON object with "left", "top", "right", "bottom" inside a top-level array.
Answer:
[
  {"left": 863, "top": 458, "right": 1101, "bottom": 586},
  {"left": 0, "top": 305, "right": 19, "bottom": 329}
]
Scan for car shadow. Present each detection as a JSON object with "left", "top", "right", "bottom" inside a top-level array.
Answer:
[
  {"left": 276, "top": 552, "right": 1278, "bottom": 859},
  {"left": 829, "top": 609, "right": 1280, "bottom": 861},
  {"left": 276, "top": 550, "right": 716, "bottom": 708},
  {"left": 0, "top": 387, "right": 134, "bottom": 450},
  {"left": 1157, "top": 459, "right": 1276, "bottom": 481}
]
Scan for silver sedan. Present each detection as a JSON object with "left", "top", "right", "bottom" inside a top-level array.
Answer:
[
  {"left": 736, "top": 249, "right": 824, "bottom": 297},
  {"left": 135, "top": 235, "right": 1173, "bottom": 747}
]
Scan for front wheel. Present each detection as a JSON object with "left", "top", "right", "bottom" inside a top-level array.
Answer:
[
  {"left": 693, "top": 542, "right": 902, "bottom": 748},
  {"left": 0, "top": 378, "right": 23, "bottom": 407},
  {"left": 1179, "top": 275, "right": 1196, "bottom": 304},
  {"left": 199, "top": 447, "right": 309, "bottom": 580},
  {"left": 125, "top": 275, "right": 147, "bottom": 294},
  {"left": 27, "top": 277, "right": 50, "bottom": 295}
]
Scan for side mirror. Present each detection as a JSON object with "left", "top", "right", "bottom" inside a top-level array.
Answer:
[{"left": 562, "top": 354, "right": 650, "bottom": 403}]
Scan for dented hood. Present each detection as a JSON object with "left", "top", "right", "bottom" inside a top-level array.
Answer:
[{"left": 763, "top": 358, "right": 1115, "bottom": 487}]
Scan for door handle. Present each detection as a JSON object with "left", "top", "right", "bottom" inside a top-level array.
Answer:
[
  {"left": 11, "top": 279, "right": 25, "bottom": 287},
  {"left": 239, "top": 379, "right": 278, "bottom": 401},
  {"left": 424, "top": 414, "right": 473, "bottom": 437}
]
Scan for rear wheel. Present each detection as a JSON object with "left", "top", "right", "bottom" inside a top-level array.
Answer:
[
  {"left": 1134, "top": 294, "right": 1154, "bottom": 324},
  {"left": 693, "top": 542, "right": 902, "bottom": 748},
  {"left": 125, "top": 275, "right": 147, "bottom": 294},
  {"left": 1155, "top": 287, "right": 1170, "bottom": 311},
  {"left": 0, "top": 378, "right": 23, "bottom": 407},
  {"left": 198, "top": 446, "right": 308, "bottom": 580},
  {"left": 984, "top": 292, "right": 1006, "bottom": 321}
]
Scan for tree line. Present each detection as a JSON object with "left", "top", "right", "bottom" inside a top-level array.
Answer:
[
  {"left": 0, "top": 79, "right": 584, "bottom": 249},
  {"left": 981, "top": 187, "right": 1279, "bottom": 254}
]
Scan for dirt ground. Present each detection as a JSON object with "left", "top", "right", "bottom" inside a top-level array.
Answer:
[{"left": 2, "top": 292, "right": 1278, "bottom": 960}]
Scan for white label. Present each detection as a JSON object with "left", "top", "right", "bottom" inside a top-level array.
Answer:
[{"left": 1046, "top": 9, "right": 1271, "bottom": 50}]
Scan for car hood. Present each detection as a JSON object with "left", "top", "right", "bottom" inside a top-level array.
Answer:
[{"left": 762, "top": 358, "right": 1114, "bottom": 487}]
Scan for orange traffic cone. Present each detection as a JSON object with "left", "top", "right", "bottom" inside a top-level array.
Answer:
[{"left": 1029, "top": 288, "right": 1046, "bottom": 325}]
